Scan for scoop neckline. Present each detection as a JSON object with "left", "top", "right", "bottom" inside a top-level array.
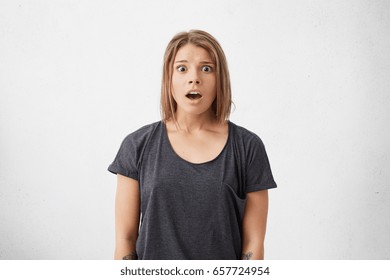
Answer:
[{"left": 162, "top": 120, "right": 231, "bottom": 166}]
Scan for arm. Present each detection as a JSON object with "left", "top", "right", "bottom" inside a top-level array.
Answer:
[
  {"left": 241, "top": 189, "right": 269, "bottom": 260},
  {"left": 114, "top": 174, "right": 141, "bottom": 260}
]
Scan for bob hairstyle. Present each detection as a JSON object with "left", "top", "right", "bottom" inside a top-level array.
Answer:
[{"left": 160, "top": 30, "right": 232, "bottom": 123}]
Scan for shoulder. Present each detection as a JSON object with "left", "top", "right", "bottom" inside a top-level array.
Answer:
[
  {"left": 229, "top": 122, "right": 275, "bottom": 175},
  {"left": 230, "top": 121, "right": 265, "bottom": 146},
  {"left": 126, "top": 121, "right": 161, "bottom": 138},
  {"left": 121, "top": 121, "right": 162, "bottom": 148},
  {"left": 229, "top": 121, "right": 269, "bottom": 162},
  {"left": 109, "top": 121, "right": 162, "bottom": 177}
]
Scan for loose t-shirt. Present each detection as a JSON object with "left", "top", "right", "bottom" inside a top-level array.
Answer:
[{"left": 108, "top": 120, "right": 277, "bottom": 260}]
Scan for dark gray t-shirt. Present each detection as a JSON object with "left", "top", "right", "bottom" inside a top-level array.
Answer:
[{"left": 108, "top": 121, "right": 277, "bottom": 260}]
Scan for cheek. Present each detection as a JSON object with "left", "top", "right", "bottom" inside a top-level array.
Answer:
[
  {"left": 206, "top": 76, "right": 217, "bottom": 94},
  {"left": 171, "top": 75, "right": 179, "bottom": 96},
  {"left": 171, "top": 80, "right": 182, "bottom": 102},
  {"left": 171, "top": 74, "right": 183, "bottom": 91}
]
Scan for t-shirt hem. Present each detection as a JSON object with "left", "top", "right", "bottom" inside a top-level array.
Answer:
[
  {"left": 246, "top": 183, "right": 277, "bottom": 193},
  {"left": 107, "top": 164, "right": 139, "bottom": 181}
]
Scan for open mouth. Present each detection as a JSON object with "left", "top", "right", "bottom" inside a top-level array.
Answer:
[{"left": 186, "top": 91, "right": 202, "bottom": 100}]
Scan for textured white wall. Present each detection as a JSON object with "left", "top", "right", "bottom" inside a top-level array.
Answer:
[{"left": 0, "top": 0, "right": 389, "bottom": 259}]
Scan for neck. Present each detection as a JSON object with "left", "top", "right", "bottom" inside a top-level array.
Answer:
[{"left": 173, "top": 109, "right": 218, "bottom": 133}]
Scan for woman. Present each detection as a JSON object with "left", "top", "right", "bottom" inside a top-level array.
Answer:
[{"left": 108, "top": 30, "right": 277, "bottom": 260}]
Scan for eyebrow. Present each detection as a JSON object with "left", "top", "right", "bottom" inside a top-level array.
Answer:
[{"left": 174, "top": 60, "right": 215, "bottom": 64}]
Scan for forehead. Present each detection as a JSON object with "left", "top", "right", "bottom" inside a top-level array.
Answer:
[{"left": 174, "top": 44, "right": 214, "bottom": 62}]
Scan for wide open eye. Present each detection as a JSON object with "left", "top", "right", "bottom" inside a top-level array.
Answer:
[
  {"left": 201, "top": 65, "right": 213, "bottom": 72},
  {"left": 177, "top": 65, "right": 187, "bottom": 72}
]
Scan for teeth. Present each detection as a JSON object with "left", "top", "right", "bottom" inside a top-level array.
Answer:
[{"left": 186, "top": 91, "right": 202, "bottom": 100}]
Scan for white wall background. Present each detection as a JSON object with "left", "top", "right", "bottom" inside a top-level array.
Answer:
[{"left": 0, "top": 0, "right": 389, "bottom": 259}]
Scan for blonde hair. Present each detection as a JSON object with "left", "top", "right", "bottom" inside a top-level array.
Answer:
[{"left": 160, "top": 30, "right": 232, "bottom": 123}]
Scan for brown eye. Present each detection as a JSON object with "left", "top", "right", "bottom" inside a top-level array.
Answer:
[
  {"left": 177, "top": 66, "right": 187, "bottom": 72},
  {"left": 201, "top": 65, "right": 212, "bottom": 72}
]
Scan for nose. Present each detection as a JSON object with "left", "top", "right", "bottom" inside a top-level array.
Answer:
[
  {"left": 189, "top": 79, "right": 200, "bottom": 85},
  {"left": 188, "top": 70, "right": 201, "bottom": 85}
]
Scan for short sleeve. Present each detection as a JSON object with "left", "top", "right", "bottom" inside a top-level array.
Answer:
[
  {"left": 245, "top": 135, "right": 277, "bottom": 193},
  {"left": 107, "top": 134, "right": 139, "bottom": 180}
]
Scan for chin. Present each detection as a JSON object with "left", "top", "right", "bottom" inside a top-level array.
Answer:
[{"left": 179, "top": 107, "right": 214, "bottom": 117}]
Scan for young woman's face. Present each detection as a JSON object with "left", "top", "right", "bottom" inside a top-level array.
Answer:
[{"left": 171, "top": 44, "right": 217, "bottom": 117}]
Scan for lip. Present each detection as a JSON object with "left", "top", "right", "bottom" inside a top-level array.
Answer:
[
  {"left": 186, "top": 96, "right": 203, "bottom": 103},
  {"left": 185, "top": 90, "right": 203, "bottom": 101},
  {"left": 186, "top": 89, "right": 202, "bottom": 96}
]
